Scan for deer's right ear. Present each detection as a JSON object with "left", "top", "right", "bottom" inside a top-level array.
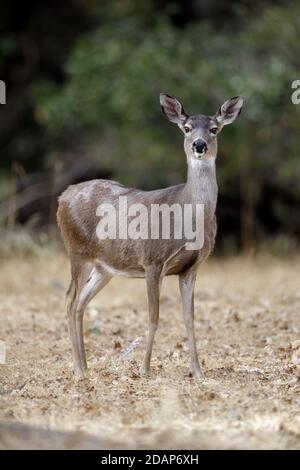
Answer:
[
  {"left": 215, "top": 96, "right": 244, "bottom": 126},
  {"left": 160, "top": 93, "right": 188, "bottom": 124}
]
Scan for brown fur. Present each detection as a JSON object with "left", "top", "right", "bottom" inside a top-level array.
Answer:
[{"left": 57, "top": 93, "right": 243, "bottom": 377}]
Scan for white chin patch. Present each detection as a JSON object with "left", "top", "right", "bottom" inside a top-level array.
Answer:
[{"left": 193, "top": 151, "right": 205, "bottom": 159}]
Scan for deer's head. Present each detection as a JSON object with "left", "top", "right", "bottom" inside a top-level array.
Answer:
[{"left": 160, "top": 93, "right": 243, "bottom": 162}]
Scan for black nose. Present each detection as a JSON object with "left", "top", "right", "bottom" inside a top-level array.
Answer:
[{"left": 193, "top": 139, "right": 207, "bottom": 153}]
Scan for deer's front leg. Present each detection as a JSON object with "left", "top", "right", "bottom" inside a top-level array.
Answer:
[
  {"left": 179, "top": 268, "right": 203, "bottom": 378},
  {"left": 140, "top": 266, "right": 161, "bottom": 376}
]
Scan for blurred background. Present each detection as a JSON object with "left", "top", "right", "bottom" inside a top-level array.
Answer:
[{"left": 1, "top": 0, "right": 300, "bottom": 255}]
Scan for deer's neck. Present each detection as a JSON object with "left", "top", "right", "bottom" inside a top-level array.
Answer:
[{"left": 184, "top": 156, "right": 218, "bottom": 213}]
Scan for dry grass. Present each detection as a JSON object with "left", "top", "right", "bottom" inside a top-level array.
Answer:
[{"left": 1, "top": 249, "right": 300, "bottom": 449}]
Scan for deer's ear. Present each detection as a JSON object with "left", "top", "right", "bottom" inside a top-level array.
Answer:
[
  {"left": 160, "top": 93, "right": 188, "bottom": 124},
  {"left": 216, "top": 96, "right": 243, "bottom": 126}
]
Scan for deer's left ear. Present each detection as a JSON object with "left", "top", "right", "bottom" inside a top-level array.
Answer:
[
  {"left": 159, "top": 93, "right": 188, "bottom": 124},
  {"left": 216, "top": 96, "right": 244, "bottom": 126}
]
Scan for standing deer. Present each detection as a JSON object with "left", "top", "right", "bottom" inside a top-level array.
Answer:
[{"left": 57, "top": 93, "right": 243, "bottom": 378}]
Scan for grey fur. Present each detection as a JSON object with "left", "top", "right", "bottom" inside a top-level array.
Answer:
[{"left": 57, "top": 93, "right": 243, "bottom": 377}]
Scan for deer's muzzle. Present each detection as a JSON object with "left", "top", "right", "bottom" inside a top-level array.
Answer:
[{"left": 193, "top": 139, "right": 208, "bottom": 155}]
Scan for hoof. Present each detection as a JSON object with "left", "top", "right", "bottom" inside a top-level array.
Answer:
[
  {"left": 139, "top": 365, "right": 150, "bottom": 377},
  {"left": 188, "top": 367, "right": 204, "bottom": 379},
  {"left": 73, "top": 366, "right": 87, "bottom": 378}
]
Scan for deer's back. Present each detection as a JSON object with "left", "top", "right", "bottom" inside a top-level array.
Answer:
[{"left": 57, "top": 179, "right": 217, "bottom": 276}]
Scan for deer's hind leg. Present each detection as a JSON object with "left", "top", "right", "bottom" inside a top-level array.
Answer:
[{"left": 67, "top": 255, "right": 112, "bottom": 376}]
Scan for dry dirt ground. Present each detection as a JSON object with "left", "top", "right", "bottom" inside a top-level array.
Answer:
[{"left": 1, "top": 249, "right": 300, "bottom": 449}]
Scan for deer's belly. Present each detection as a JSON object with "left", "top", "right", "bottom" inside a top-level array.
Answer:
[
  {"left": 95, "top": 259, "right": 146, "bottom": 278},
  {"left": 94, "top": 234, "right": 215, "bottom": 279}
]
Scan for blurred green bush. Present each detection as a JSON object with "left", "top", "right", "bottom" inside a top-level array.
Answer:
[
  {"left": 4, "top": 0, "right": 300, "bottom": 250},
  {"left": 33, "top": 3, "right": 300, "bottom": 248}
]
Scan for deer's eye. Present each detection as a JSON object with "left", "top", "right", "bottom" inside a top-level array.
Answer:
[
  {"left": 210, "top": 127, "right": 218, "bottom": 135},
  {"left": 184, "top": 126, "right": 191, "bottom": 133}
]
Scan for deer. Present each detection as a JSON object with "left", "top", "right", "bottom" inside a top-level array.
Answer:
[{"left": 57, "top": 93, "right": 243, "bottom": 378}]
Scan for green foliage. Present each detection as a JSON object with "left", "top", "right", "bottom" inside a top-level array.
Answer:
[{"left": 31, "top": 1, "right": 300, "bottom": 244}]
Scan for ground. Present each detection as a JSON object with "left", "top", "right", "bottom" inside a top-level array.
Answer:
[{"left": 1, "top": 249, "right": 300, "bottom": 449}]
